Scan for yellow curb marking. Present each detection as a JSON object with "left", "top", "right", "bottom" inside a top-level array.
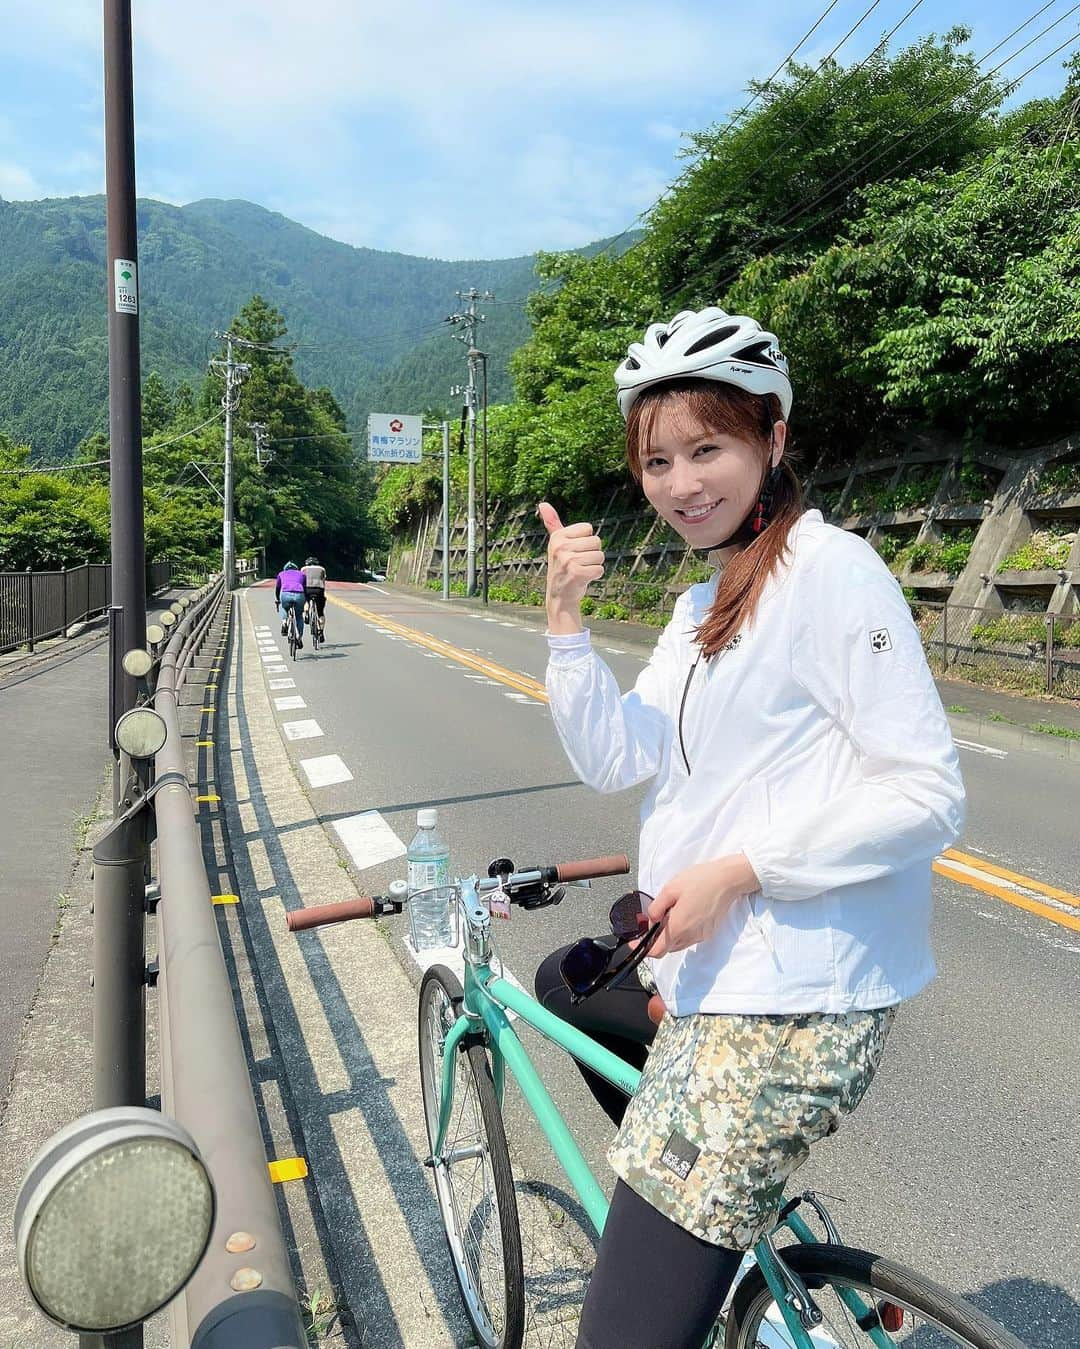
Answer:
[
  {"left": 197, "top": 740, "right": 214, "bottom": 747},
  {"left": 195, "top": 794, "right": 221, "bottom": 803},
  {"left": 328, "top": 595, "right": 547, "bottom": 702},
  {"left": 200, "top": 707, "right": 216, "bottom": 713},
  {"left": 268, "top": 1157, "right": 308, "bottom": 1184},
  {"left": 212, "top": 893, "right": 239, "bottom": 906}
]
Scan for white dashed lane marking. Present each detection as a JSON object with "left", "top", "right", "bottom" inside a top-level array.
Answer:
[
  {"left": 333, "top": 811, "right": 407, "bottom": 870},
  {"left": 282, "top": 719, "right": 324, "bottom": 741},
  {"left": 268, "top": 677, "right": 296, "bottom": 689},
  {"left": 300, "top": 754, "right": 354, "bottom": 788},
  {"left": 274, "top": 695, "right": 306, "bottom": 710}
]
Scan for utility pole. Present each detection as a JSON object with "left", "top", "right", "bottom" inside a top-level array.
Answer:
[
  {"left": 95, "top": 6, "right": 148, "bottom": 1344},
  {"left": 209, "top": 335, "right": 250, "bottom": 590},
  {"left": 448, "top": 289, "right": 492, "bottom": 596}
]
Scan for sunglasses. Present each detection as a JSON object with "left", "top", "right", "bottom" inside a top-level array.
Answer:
[{"left": 559, "top": 890, "right": 662, "bottom": 1003}]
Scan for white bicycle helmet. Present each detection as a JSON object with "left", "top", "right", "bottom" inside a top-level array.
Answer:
[{"left": 615, "top": 306, "right": 792, "bottom": 421}]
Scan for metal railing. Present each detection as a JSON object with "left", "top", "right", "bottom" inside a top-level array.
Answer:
[
  {"left": 92, "top": 580, "right": 305, "bottom": 1346},
  {"left": 0, "top": 560, "right": 173, "bottom": 655},
  {"left": 910, "top": 600, "right": 1079, "bottom": 699}
]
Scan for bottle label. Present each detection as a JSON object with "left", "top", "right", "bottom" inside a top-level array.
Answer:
[{"left": 408, "top": 855, "right": 450, "bottom": 894}]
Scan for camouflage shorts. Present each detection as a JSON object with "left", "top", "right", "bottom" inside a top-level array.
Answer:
[{"left": 608, "top": 1006, "right": 896, "bottom": 1250}]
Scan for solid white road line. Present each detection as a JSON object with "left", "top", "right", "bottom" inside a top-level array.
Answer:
[
  {"left": 282, "top": 719, "right": 324, "bottom": 741},
  {"left": 333, "top": 811, "right": 407, "bottom": 869},
  {"left": 954, "top": 738, "right": 1009, "bottom": 759},
  {"left": 300, "top": 754, "right": 354, "bottom": 788}
]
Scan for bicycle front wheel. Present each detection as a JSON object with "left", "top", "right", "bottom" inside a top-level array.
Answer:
[
  {"left": 418, "top": 965, "right": 525, "bottom": 1349},
  {"left": 725, "top": 1243, "right": 1026, "bottom": 1349}
]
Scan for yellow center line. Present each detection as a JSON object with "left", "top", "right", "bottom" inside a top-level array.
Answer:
[
  {"left": 329, "top": 597, "right": 1078, "bottom": 935},
  {"left": 329, "top": 595, "right": 548, "bottom": 702},
  {"left": 933, "top": 861, "right": 1080, "bottom": 933},
  {"left": 941, "top": 848, "right": 1079, "bottom": 909}
]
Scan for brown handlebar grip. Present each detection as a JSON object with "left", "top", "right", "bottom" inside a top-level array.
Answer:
[
  {"left": 286, "top": 897, "right": 376, "bottom": 931},
  {"left": 555, "top": 855, "right": 631, "bottom": 883}
]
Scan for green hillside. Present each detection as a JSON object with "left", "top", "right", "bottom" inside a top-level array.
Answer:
[{"left": 0, "top": 195, "right": 624, "bottom": 457}]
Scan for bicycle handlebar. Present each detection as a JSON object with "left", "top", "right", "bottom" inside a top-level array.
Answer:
[
  {"left": 286, "top": 896, "right": 376, "bottom": 931},
  {"left": 286, "top": 854, "right": 631, "bottom": 934},
  {"left": 552, "top": 855, "right": 629, "bottom": 883}
]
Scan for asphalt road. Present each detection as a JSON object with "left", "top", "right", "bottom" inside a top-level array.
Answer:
[
  {"left": 250, "top": 580, "right": 1079, "bottom": 1348},
  {"left": 0, "top": 639, "right": 109, "bottom": 1113}
]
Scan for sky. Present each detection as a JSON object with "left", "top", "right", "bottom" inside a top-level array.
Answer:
[{"left": 0, "top": 0, "right": 1075, "bottom": 260}]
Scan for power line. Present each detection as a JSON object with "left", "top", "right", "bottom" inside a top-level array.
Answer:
[
  {"left": 678, "top": 9, "right": 1080, "bottom": 300},
  {"left": 0, "top": 457, "right": 111, "bottom": 476},
  {"left": 660, "top": 0, "right": 928, "bottom": 262},
  {"left": 145, "top": 409, "right": 224, "bottom": 449},
  {"left": 592, "top": 0, "right": 863, "bottom": 261}
]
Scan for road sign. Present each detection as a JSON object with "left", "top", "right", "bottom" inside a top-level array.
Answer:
[{"left": 368, "top": 413, "right": 423, "bottom": 463}]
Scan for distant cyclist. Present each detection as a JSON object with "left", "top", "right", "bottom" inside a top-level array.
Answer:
[
  {"left": 302, "top": 555, "right": 327, "bottom": 639},
  {"left": 275, "top": 560, "right": 306, "bottom": 647}
]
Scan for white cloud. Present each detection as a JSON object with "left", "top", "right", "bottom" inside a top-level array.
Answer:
[{"left": 0, "top": 161, "right": 44, "bottom": 199}]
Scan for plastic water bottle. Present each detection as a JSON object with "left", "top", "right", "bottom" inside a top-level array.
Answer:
[{"left": 407, "top": 808, "right": 454, "bottom": 949}]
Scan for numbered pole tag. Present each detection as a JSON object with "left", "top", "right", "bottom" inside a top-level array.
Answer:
[{"left": 487, "top": 886, "right": 511, "bottom": 921}]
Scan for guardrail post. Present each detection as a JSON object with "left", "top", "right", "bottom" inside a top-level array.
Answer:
[
  {"left": 1045, "top": 614, "right": 1055, "bottom": 695},
  {"left": 25, "top": 567, "right": 34, "bottom": 653},
  {"left": 61, "top": 565, "right": 68, "bottom": 638},
  {"left": 941, "top": 601, "right": 949, "bottom": 675}
]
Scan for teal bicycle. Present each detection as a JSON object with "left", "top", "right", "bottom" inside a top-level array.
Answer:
[{"left": 288, "top": 852, "right": 1025, "bottom": 1349}]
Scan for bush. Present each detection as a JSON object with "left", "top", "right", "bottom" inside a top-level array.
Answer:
[
  {"left": 997, "top": 529, "right": 1074, "bottom": 573},
  {"left": 579, "top": 596, "right": 596, "bottom": 616},
  {"left": 632, "top": 583, "right": 663, "bottom": 609},
  {"left": 971, "top": 615, "right": 1045, "bottom": 644},
  {"left": 596, "top": 601, "right": 629, "bottom": 621}
]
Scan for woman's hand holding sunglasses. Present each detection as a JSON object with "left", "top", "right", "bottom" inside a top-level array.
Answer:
[{"left": 643, "top": 854, "right": 760, "bottom": 958}]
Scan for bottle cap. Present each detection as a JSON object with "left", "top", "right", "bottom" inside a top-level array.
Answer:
[{"left": 417, "top": 808, "right": 438, "bottom": 828}]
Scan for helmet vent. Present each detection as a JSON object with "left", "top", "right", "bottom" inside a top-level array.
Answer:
[
  {"left": 683, "top": 324, "right": 740, "bottom": 356},
  {"left": 732, "top": 339, "right": 774, "bottom": 366},
  {"left": 624, "top": 356, "right": 640, "bottom": 371}
]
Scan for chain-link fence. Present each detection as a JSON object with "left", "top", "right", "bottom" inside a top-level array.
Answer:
[
  {"left": 0, "top": 560, "right": 174, "bottom": 655},
  {"left": 909, "top": 600, "right": 1079, "bottom": 699}
]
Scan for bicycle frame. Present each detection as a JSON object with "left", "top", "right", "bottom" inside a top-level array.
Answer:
[{"left": 429, "top": 878, "right": 897, "bottom": 1349}]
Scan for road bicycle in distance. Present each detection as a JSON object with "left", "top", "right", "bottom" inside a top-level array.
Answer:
[
  {"left": 283, "top": 604, "right": 301, "bottom": 660},
  {"left": 288, "top": 847, "right": 1025, "bottom": 1349},
  {"left": 305, "top": 596, "right": 324, "bottom": 650}
]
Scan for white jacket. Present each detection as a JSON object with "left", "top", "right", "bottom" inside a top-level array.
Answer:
[{"left": 546, "top": 509, "right": 965, "bottom": 1016}]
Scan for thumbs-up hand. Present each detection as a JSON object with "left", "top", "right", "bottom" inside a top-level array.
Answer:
[{"left": 537, "top": 501, "right": 605, "bottom": 634}]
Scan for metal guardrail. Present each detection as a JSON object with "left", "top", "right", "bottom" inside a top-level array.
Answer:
[
  {"left": 90, "top": 579, "right": 305, "bottom": 1347},
  {"left": 151, "top": 581, "right": 306, "bottom": 1347},
  {"left": 0, "top": 560, "right": 173, "bottom": 655}
]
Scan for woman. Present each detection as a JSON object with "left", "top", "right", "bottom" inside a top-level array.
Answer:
[{"left": 534, "top": 307, "right": 965, "bottom": 1349}]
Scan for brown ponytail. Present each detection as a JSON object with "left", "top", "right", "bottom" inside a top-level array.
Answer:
[{"left": 625, "top": 381, "right": 804, "bottom": 660}]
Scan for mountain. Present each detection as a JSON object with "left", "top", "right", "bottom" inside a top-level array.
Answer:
[{"left": 0, "top": 195, "right": 636, "bottom": 457}]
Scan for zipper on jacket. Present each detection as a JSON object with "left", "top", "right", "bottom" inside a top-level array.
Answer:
[{"left": 677, "top": 656, "right": 701, "bottom": 776}]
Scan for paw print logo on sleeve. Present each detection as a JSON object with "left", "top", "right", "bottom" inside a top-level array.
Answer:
[{"left": 869, "top": 628, "right": 893, "bottom": 653}]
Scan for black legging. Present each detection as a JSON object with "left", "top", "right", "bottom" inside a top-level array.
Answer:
[
  {"left": 577, "top": 1181, "right": 742, "bottom": 1348},
  {"left": 534, "top": 947, "right": 743, "bottom": 1347},
  {"left": 534, "top": 941, "right": 658, "bottom": 1126}
]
